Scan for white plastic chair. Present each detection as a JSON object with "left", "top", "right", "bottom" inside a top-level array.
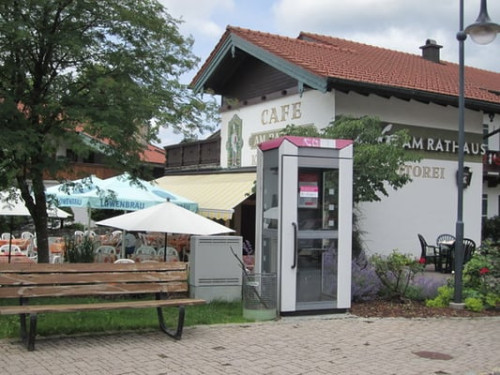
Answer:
[
  {"left": 94, "top": 245, "right": 118, "bottom": 263},
  {"left": 114, "top": 258, "right": 135, "bottom": 264},
  {"left": 157, "top": 246, "right": 179, "bottom": 262},
  {"left": 133, "top": 245, "right": 157, "bottom": 262},
  {"left": 0, "top": 245, "right": 8, "bottom": 255},
  {"left": 1, "top": 233, "right": 13, "bottom": 240},
  {"left": 27, "top": 248, "right": 38, "bottom": 262},
  {"left": 51, "top": 255, "right": 63, "bottom": 264},
  {"left": 74, "top": 230, "right": 84, "bottom": 243},
  {"left": 110, "top": 230, "right": 122, "bottom": 243},
  {"left": 84, "top": 230, "right": 97, "bottom": 237},
  {"left": 21, "top": 231, "right": 34, "bottom": 240},
  {"left": 0, "top": 244, "right": 22, "bottom": 255}
]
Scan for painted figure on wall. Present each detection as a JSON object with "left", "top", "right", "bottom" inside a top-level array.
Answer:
[{"left": 226, "top": 114, "right": 244, "bottom": 167}]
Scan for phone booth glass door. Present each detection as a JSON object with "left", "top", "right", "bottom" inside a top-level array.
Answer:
[
  {"left": 294, "top": 167, "right": 339, "bottom": 310},
  {"left": 256, "top": 136, "right": 353, "bottom": 315}
]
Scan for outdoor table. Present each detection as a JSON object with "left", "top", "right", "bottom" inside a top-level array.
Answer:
[
  {"left": 0, "top": 254, "right": 36, "bottom": 263},
  {"left": 0, "top": 238, "right": 31, "bottom": 250},
  {"left": 49, "top": 237, "right": 66, "bottom": 254},
  {"left": 437, "top": 240, "right": 455, "bottom": 273}
]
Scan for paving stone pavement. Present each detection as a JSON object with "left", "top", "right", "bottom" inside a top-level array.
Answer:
[{"left": 0, "top": 315, "right": 499, "bottom": 375}]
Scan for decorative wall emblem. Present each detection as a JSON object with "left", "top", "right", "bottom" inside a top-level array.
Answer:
[{"left": 226, "top": 114, "right": 244, "bottom": 167}]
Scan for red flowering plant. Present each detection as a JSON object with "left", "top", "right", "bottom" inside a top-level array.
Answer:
[
  {"left": 479, "top": 267, "right": 490, "bottom": 275},
  {"left": 462, "top": 241, "right": 499, "bottom": 309}
]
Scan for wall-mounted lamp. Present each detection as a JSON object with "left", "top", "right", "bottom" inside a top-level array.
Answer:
[{"left": 456, "top": 166, "right": 473, "bottom": 188}]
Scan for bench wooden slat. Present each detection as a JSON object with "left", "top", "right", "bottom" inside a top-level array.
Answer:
[
  {"left": 0, "top": 270, "right": 187, "bottom": 286},
  {"left": 0, "top": 298, "right": 206, "bottom": 315},
  {"left": 0, "top": 282, "right": 188, "bottom": 298},
  {"left": 0, "top": 262, "right": 206, "bottom": 351},
  {"left": 0, "top": 262, "right": 188, "bottom": 273}
]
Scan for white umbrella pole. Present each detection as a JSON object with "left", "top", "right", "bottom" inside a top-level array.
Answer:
[
  {"left": 86, "top": 204, "right": 92, "bottom": 234},
  {"left": 163, "top": 233, "right": 167, "bottom": 262},
  {"left": 122, "top": 230, "right": 126, "bottom": 259},
  {"left": 8, "top": 217, "right": 13, "bottom": 263}
]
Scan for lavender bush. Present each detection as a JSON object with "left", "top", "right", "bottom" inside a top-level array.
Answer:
[{"left": 351, "top": 255, "right": 382, "bottom": 301}]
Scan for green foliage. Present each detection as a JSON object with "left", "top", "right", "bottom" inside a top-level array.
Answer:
[
  {"left": 370, "top": 250, "right": 425, "bottom": 300},
  {"left": 482, "top": 215, "right": 500, "bottom": 242},
  {"left": 64, "top": 222, "right": 85, "bottom": 231},
  {"left": 281, "top": 116, "right": 420, "bottom": 203},
  {"left": 464, "top": 297, "right": 484, "bottom": 312},
  {"left": 426, "top": 243, "right": 499, "bottom": 312},
  {"left": 0, "top": 298, "right": 247, "bottom": 339},
  {"left": 462, "top": 242, "right": 499, "bottom": 310},
  {"left": 66, "top": 237, "right": 94, "bottom": 263},
  {"left": 425, "top": 285, "right": 454, "bottom": 308},
  {"left": 0, "top": 0, "right": 218, "bottom": 261}
]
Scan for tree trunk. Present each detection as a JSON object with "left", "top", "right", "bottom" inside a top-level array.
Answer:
[{"left": 18, "top": 172, "right": 50, "bottom": 263}]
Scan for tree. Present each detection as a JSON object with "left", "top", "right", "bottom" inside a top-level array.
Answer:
[
  {"left": 0, "top": 0, "right": 218, "bottom": 262},
  {"left": 281, "top": 116, "right": 421, "bottom": 203}
]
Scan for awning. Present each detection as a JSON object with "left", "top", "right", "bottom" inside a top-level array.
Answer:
[{"left": 154, "top": 172, "right": 256, "bottom": 220}]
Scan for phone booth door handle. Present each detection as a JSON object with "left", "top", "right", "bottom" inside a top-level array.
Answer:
[{"left": 291, "top": 222, "right": 298, "bottom": 269}]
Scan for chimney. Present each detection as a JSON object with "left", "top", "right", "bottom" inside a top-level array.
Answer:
[{"left": 420, "top": 39, "right": 442, "bottom": 63}]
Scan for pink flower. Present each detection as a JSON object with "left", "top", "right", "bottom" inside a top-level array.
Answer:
[{"left": 479, "top": 267, "right": 490, "bottom": 275}]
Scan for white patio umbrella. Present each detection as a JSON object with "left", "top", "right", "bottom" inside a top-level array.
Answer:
[
  {"left": 1, "top": 190, "right": 72, "bottom": 262},
  {"left": 104, "top": 173, "right": 198, "bottom": 212},
  {"left": 0, "top": 190, "right": 72, "bottom": 218},
  {"left": 96, "top": 201, "right": 234, "bottom": 260},
  {"left": 46, "top": 174, "right": 165, "bottom": 233}
]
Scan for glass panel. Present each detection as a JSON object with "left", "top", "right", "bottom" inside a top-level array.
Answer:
[
  {"left": 296, "top": 238, "right": 337, "bottom": 305},
  {"left": 296, "top": 168, "right": 339, "bottom": 310},
  {"left": 262, "top": 149, "right": 279, "bottom": 274}
]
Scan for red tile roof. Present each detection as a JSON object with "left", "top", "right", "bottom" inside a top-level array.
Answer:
[
  {"left": 76, "top": 125, "right": 165, "bottom": 165},
  {"left": 141, "top": 143, "right": 166, "bottom": 165},
  {"left": 193, "top": 26, "right": 500, "bottom": 107}
]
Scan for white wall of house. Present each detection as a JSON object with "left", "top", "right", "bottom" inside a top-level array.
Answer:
[
  {"left": 484, "top": 114, "right": 500, "bottom": 219},
  {"left": 219, "top": 88, "right": 496, "bottom": 258},
  {"left": 220, "top": 90, "right": 335, "bottom": 168}
]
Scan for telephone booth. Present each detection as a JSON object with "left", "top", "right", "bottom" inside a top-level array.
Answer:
[{"left": 255, "top": 136, "right": 353, "bottom": 315}]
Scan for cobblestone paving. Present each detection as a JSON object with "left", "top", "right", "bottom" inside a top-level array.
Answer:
[{"left": 1, "top": 315, "right": 499, "bottom": 375}]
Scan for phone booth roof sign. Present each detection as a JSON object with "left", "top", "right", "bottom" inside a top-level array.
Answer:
[{"left": 259, "top": 136, "right": 353, "bottom": 151}]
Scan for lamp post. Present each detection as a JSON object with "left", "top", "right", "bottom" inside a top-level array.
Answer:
[{"left": 454, "top": 0, "right": 499, "bottom": 305}]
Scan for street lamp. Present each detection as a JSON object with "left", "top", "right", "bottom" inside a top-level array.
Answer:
[{"left": 454, "top": 0, "right": 499, "bottom": 306}]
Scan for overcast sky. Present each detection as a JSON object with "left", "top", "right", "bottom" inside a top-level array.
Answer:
[{"left": 156, "top": 0, "right": 500, "bottom": 146}]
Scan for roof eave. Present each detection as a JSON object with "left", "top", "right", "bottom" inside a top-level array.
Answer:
[
  {"left": 192, "top": 33, "right": 328, "bottom": 94},
  {"left": 328, "top": 78, "right": 500, "bottom": 114}
]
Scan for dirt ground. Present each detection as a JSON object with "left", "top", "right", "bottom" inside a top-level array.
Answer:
[{"left": 349, "top": 299, "right": 500, "bottom": 318}]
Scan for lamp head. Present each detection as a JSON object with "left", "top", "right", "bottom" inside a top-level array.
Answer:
[{"left": 464, "top": 0, "right": 500, "bottom": 45}]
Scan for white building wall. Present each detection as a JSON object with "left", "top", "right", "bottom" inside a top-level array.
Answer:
[
  {"left": 358, "top": 159, "right": 483, "bottom": 256},
  {"left": 220, "top": 90, "right": 335, "bottom": 168},
  {"left": 219, "top": 88, "right": 495, "bottom": 258},
  {"left": 484, "top": 114, "right": 500, "bottom": 218}
]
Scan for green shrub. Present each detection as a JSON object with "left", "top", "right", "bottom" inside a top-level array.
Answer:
[
  {"left": 370, "top": 250, "right": 425, "bottom": 300},
  {"left": 425, "top": 242, "right": 499, "bottom": 312},
  {"left": 425, "top": 285, "right": 453, "bottom": 308},
  {"left": 464, "top": 297, "right": 484, "bottom": 312},
  {"left": 482, "top": 215, "right": 500, "bottom": 242},
  {"left": 66, "top": 237, "right": 94, "bottom": 263}
]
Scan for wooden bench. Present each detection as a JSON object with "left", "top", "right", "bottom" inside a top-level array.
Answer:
[{"left": 0, "top": 262, "right": 205, "bottom": 351}]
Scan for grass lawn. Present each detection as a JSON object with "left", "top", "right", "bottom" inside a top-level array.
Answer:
[{"left": 0, "top": 297, "right": 248, "bottom": 339}]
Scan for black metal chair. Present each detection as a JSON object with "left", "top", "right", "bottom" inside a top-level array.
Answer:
[
  {"left": 463, "top": 238, "right": 476, "bottom": 263},
  {"left": 417, "top": 234, "right": 438, "bottom": 270},
  {"left": 436, "top": 234, "right": 455, "bottom": 246},
  {"left": 436, "top": 234, "right": 456, "bottom": 272},
  {"left": 443, "top": 238, "right": 476, "bottom": 273}
]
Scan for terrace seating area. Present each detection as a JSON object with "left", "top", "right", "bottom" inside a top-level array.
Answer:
[
  {"left": 0, "top": 229, "right": 188, "bottom": 264},
  {"left": 418, "top": 233, "right": 476, "bottom": 273}
]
